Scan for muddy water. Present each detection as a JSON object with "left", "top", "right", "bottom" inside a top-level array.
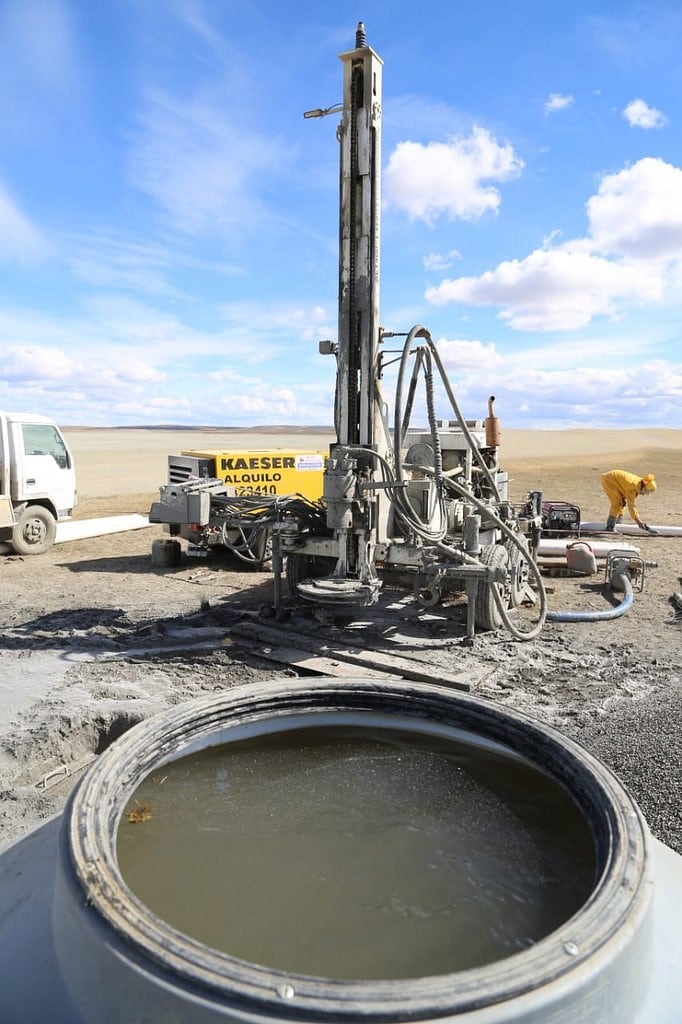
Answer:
[{"left": 117, "top": 725, "right": 595, "bottom": 980}]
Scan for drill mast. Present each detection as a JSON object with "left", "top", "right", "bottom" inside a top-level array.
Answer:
[{"left": 336, "top": 22, "right": 383, "bottom": 451}]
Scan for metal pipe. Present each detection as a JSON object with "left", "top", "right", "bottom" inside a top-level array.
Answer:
[{"left": 538, "top": 538, "right": 640, "bottom": 558}]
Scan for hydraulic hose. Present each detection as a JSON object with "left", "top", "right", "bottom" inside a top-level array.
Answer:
[
  {"left": 214, "top": 493, "right": 327, "bottom": 564},
  {"left": 435, "top": 471, "right": 547, "bottom": 641},
  {"left": 342, "top": 445, "right": 447, "bottom": 543},
  {"left": 389, "top": 328, "right": 547, "bottom": 639},
  {"left": 343, "top": 327, "right": 547, "bottom": 639},
  {"left": 392, "top": 331, "right": 447, "bottom": 541},
  {"left": 362, "top": 446, "right": 547, "bottom": 641},
  {"left": 393, "top": 326, "right": 501, "bottom": 500},
  {"left": 546, "top": 574, "right": 634, "bottom": 623}
]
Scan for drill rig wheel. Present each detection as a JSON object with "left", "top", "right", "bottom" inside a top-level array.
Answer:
[
  {"left": 505, "top": 535, "right": 532, "bottom": 608},
  {"left": 475, "top": 543, "right": 511, "bottom": 632}
]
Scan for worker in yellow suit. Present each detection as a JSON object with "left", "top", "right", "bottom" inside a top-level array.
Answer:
[{"left": 600, "top": 470, "right": 656, "bottom": 531}]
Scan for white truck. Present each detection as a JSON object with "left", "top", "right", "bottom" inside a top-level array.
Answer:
[{"left": 0, "top": 412, "right": 76, "bottom": 555}]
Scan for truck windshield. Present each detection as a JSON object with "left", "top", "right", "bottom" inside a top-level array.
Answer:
[{"left": 22, "top": 424, "right": 71, "bottom": 470}]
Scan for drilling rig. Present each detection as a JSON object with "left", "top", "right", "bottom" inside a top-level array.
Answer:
[
  {"left": 150, "top": 23, "right": 546, "bottom": 640},
  {"left": 276, "top": 23, "right": 546, "bottom": 640}
]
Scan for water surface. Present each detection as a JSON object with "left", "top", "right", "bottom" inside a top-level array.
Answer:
[{"left": 118, "top": 725, "right": 595, "bottom": 979}]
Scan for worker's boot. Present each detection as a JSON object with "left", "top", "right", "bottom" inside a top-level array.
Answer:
[{"left": 605, "top": 515, "right": 617, "bottom": 532}]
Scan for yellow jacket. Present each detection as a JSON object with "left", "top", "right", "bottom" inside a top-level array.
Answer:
[{"left": 600, "top": 470, "right": 645, "bottom": 522}]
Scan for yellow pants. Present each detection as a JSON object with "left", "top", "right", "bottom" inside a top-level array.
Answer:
[{"left": 600, "top": 474, "right": 627, "bottom": 518}]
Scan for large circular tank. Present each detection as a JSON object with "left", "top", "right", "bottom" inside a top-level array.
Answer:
[
  {"left": 1, "top": 678, "right": 680, "bottom": 1022},
  {"left": 49, "top": 678, "right": 682, "bottom": 1022}
]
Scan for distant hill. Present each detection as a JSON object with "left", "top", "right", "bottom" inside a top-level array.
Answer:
[{"left": 66, "top": 424, "right": 336, "bottom": 433}]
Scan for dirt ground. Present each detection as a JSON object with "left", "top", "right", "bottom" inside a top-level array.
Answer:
[{"left": 0, "top": 428, "right": 680, "bottom": 857}]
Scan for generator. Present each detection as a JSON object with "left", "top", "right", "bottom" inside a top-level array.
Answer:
[
  {"left": 540, "top": 501, "right": 577, "bottom": 540},
  {"left": 541, "top": 501, "right": 581, "bottom": 537}
]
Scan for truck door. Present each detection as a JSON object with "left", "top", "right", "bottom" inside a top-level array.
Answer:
[
  {"left": 0, "top": 418, "right": 11, "bottom": 527},
  {"left": 19, "top": 422, "right": 76, "bottom": 513}
]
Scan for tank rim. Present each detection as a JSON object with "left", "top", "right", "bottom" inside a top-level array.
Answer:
[{"left": 62, "top": 678, "right": 651, "bottom": 1022}]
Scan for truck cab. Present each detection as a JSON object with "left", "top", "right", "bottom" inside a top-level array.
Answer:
[{"left": 0, "top": 412, "right": 76, "bottom": 554}]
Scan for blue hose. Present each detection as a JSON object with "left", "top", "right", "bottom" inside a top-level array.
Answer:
[{"left": 547, "top": 578, "right": 634, "bottom": 622}]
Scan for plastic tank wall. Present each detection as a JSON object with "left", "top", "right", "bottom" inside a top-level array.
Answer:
[{"left": 1, "top": 678, "right": 681, "bottom": 1022}]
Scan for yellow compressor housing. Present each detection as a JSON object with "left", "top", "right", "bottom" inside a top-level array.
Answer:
[{"left": 181, "top": 449, "right": 326, "bottom": 501}]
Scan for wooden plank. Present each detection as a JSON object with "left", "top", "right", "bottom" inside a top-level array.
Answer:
[
  {"left": 229, "top": 620, "right": 472, "bottom": 691},
  {"left": 249, "top": 643, "right": 398, "bottom": 680}
]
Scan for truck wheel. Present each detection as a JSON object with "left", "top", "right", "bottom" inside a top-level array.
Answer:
[{"left": 11, "top": 506, "right": 57, "bottom": 555}]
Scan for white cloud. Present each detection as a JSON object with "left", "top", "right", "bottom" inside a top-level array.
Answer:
[
  {"left": 622, "top": 99, "right": 668, "bottom": 129},
  {"left": 4, "top": 345, "right": 74, "bottom": 381},
  {"left": 542, "top": 229, "right": 563, "bottom": 248},
  {"left": 545, "top": 93, "right": 574, "bottom": 115},
  {"left": 207, "top": 368, "right": 263, "bottom": 386},
  {"left": 436, "top": 338, "right": 501, "bottom": 369},
  {"left": 2, "top": 343, "right": 164, "bottom": 387},
  {"left": 425, "top": 157, "right": 682, "bottom": 331},
  {"left": 427, "top": 247, "right": 662, "bottom": 330},
  {"left": 429, "top": 336, "right": 682, "bottom": 428},
  {"left": 174, "top": 0, "right": 227, "bottom": 58},
  {"left": 0, "top": 290, "right": 335, "bottom": 426},
  {"left": 68, "top": 230, "right": 247, "bottom": 299},
  {"left": 0, "top": 338, "right": 167, "bottom": 427},
  {"left": 215, "top": 387, "right": 333, "bottom": 423},
  {"left": 0, "top": 292, "right": 337, "bottom": 429},
  {"left": 218, "top": 388, "right": 296, "bottom": 415},
  {"left": 217, "top": 300, "right": 335, "bottom": 347},
  {"left": 68, "top": 256, "right": 186, "bottom": 300},
  {"left": 0, "top": 182, "right": 46, "bottom": 260},
  {"left": 427, "top": 331, "right": 680, "bottom": 425},
  {"left": 114, "top": 360, "right": 166, "bottom": 385},
  {"left": 384, "top": 126, "right": 524, "bottom": 225},
  {"left": 77, "top": 294, "right": 279, "bottom": 364},
  {"left": 146, "top": 396, "right": 192, "bottom": 412},
  {"left": 587, "top": 158, "right": 682, "bottom": 259},
  {"left": 423, "top": 249, "right": 461, "bottom": 272},
  {"left": 130, "top": 92, "right": 289, "bottom": 235}
]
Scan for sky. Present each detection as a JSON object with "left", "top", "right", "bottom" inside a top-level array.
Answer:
[{"left": 1, "top": 0, "right": 681, "bottom": 430}]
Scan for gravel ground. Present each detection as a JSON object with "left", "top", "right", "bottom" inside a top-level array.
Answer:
[
  {"left": 0, "top": 428, "right": 680, "bottom": 858},
  {"left": 0, "top": 523, "right": 679, "bottom": 856}
]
